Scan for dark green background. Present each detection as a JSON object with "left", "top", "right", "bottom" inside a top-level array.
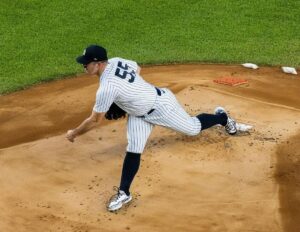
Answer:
[{"left": 0, "top": 0, "right": 299, "bottom": 94}]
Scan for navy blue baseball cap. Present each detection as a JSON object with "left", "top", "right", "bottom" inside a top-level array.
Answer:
[{"left": 76, "top": 45, "right": 108, "bottom": 65}]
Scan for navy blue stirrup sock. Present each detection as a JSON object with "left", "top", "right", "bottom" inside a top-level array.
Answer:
[
  {"left": 119, "top": 152, "right": 141, "bottom": 195},
  {"left": 196, "top": 113, "right": 227, "bottom": 130}
]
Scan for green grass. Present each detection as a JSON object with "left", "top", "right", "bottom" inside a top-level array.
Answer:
[{"left": 0, "top": 0, "right": 299, "bottom": 94}]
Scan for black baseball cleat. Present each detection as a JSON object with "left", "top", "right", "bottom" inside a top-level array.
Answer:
[{"left": 214, "top": 106, "right": 237, "bottom": 135}]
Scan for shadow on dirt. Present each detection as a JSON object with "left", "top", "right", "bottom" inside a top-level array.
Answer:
[{"left": 275, "top": 132, "right": 300, "bottom": 232}]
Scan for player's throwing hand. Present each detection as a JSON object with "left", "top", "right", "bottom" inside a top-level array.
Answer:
[{"left": 66, "top": 130, "right": 77, "bottom": 142}]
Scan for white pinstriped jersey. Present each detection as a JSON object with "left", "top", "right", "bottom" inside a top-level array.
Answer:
[
  {"left": 93, "top": 57, "right": 202, "bottom": 154},
  {"left": 93, "top": 57, "right": 157, "bottom": 116},
  {"left": 126, "top": 88, "right": 201, "bottom": 153}
]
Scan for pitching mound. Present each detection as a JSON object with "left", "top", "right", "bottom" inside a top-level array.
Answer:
[{"left": 0, "top": 64, "right": 299, "bottom": 232}]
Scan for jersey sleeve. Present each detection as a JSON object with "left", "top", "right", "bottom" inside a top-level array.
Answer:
[
  {"left": 109, "top": 57, "right": 140, "bottom": 73},
  {"left": 125, "top": 59, "right": 139, "bottom": 72},
  {"left": 93, "top": 83, "right": 118, "bottom": 113}
]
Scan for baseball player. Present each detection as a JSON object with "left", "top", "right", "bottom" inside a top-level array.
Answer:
[{"left": 66, "top": 45, "right": 237, "bottom": 212}]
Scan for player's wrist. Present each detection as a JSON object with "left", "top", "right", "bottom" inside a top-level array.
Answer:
[{"left": 73, "top": 128, "right": 79, "bottom": 136}]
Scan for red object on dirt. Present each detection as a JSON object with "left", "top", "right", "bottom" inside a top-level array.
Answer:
[{"left": 213, "top": 77, "right": 248, "bottom": 86}]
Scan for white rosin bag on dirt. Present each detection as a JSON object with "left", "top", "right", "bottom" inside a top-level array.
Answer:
[
  {"left": 281, "top": 67, "right": 297, "bottom": 75},
  {"left": 242, "top": 63, "right": 259, "bottom": 69}
]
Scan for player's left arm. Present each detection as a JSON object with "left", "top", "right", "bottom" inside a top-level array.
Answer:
[{"left": 66, "top": 111, "right": 105, "bottom": 142}]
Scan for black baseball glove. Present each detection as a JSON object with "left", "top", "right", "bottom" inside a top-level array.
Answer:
[{"left": 105, "top": 103, "right": 127, "bottom": 120}]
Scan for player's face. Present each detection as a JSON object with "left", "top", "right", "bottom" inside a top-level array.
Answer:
[{"left": 84, "top": 62, "right": 100, "bottom": 75}]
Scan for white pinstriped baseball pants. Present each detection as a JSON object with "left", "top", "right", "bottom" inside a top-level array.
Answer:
[{"left": 127, "top": 88, "right": 201, "bottom": 153}]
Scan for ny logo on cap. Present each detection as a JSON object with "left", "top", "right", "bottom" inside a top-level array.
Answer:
[{"left": 83, "top": 49, "right": 86, "bottom": 55}]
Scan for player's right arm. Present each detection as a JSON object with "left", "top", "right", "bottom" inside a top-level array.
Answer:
[
  {"left": 66, "top": 111, "right": 105, "bottom": 142},
  {"left": 66, "top": 81, "right": 119, "bottom": 142}
]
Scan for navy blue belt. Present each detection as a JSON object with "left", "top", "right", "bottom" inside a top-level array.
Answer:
[{"left": 155, "top": 87, "right": 162, "bottom": 96}]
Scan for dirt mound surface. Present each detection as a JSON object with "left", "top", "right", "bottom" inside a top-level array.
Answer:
[{"left": 1, "top": 64, "right": 300, "bottom": 231}]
